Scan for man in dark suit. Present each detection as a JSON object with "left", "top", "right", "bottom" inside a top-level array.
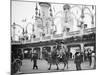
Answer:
[
  {"left": 31, "top": 50, "right": 38, "bottom": 69},
  {"left": 74, "top": 52, "right": 82, "bottom": 70},
  {"left": 88, "top": 49, "right": 92, "bottom": 66}
]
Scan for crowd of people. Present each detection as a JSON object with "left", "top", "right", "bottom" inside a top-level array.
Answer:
[
  {"left": 74, "top": 50, "right": 96, "bottom": 70},
  {"left": 84, "top": 48, "right": 96, "bottom": 68},
  {"left": 30, "top": 44, "right": 96, "bottom": 71},
  {"left": 11, "top": 49, "right": 23, "bottom": 74},
  {"left": 11, "top": 44, "right": 96, "bottom": 74}
]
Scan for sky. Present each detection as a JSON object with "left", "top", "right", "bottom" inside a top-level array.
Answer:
[
  {"left": 11, "top": 1, "right": 64, "bottom": 36},
  {"left": 12, "top": 1, "right": 63, "bottom": 27}
]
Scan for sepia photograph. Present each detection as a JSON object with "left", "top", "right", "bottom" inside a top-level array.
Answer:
[{"left": 11, "top": 0, "right": 96, "bottom": 75}]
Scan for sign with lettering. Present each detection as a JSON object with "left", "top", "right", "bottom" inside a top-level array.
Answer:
[
  {"left": 83, "top": 27, "right": 96, "bottom": 34},
  {"left": 66, "top": 30, "right": 81, "bottom": 37},
  {"left": 53, "top": 34, "right": 63, "bottom": 39},
  {"left": 42, "top": 35, "right": 51, "bottom": 41},
  {"left": 32, "top": 38, "right": 40, "bottom": 42}
]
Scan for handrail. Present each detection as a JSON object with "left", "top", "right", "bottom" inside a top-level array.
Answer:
[{"left": 11, "top": 27, "right": 96, "bottom": 45}]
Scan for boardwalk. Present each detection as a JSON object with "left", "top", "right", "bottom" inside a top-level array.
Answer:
[{"left": 15, "top": 59, "right": 93, "bottom": 75}]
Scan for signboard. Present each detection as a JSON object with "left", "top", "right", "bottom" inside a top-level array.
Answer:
[
  {"left": 66, "top": 30, "right": 81, "bottom": 37},
  {"left": 32, "top": 38, "right": 40, "bottom": 43},
  {"left": 83, "top": 27, "right": 96, "bottom": 34},
  {"left": 42, "top": 35, "right": 51, "bottom": 41},
  {"left": 52, "top": 33, "right": 63, "bottom": 40}
]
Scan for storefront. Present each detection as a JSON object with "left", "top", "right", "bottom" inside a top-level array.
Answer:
[{"left": 23, "top": 48, "right": 31, "bottom": 59}]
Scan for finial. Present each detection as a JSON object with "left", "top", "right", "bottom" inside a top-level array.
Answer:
[{"left": 39, "top": 10, "right": 41, "bottom": 16}]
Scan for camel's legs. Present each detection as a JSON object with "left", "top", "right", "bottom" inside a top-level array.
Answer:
[
  {"left": 48, "top": 64, "right": 52, "bottom": 70},
  {"left": 63, "top": 62, "right": 68, "bottom": 70},
  {"left": 56, "top": 63, "right": 59, "bottom": 70},
  {"left": 65, "top": 61, "right": 69, "bottom": 69},
  {"left": 67, "top": 62, "right": 68, "bottom": 69},
  {"left": 63, "top": 63, "right": 66, "bottom": 70}
]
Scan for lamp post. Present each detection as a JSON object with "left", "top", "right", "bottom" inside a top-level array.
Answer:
[
  {"left": 69, "top": 5, "right": 95, "bottom": 53},
  {"left": 79, "top": 5, "right": 91, "bottom": 52},
  {"left": 25, "top": 22, "right": 35, "bottom": 41},
  {"left": 11, "top": 22, "right": 24, "bottom": 42},
  {"left": 12, "top": 22, "right": 16, "bottom": 41},
  {"left": 70, "top": 5, "right": 95, "bottom": 30}
]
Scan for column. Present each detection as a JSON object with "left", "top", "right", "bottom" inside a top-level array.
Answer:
[
  {"left": 31, "top": 47, "right": 34, "bottom": 58},
  {"left": 31, "top": 47, "right": 34, "bottom": 53},
  {"left": 40, "top": 46, "right": 43, "bottom": 59},
  {"left": 80, "top": 43, "right": 84, "bottom": 52},
  {"left": 21, "top": 48, "right": 24, "bottom": 59},
  {"left": 80, "top": 43, "right": 84, "bottom": 62},
  {"left": 51, "top": 45, "right": 53, "bottom": 52},
  {"left": 65, "top": 44, "right": 68, "bottom": 52}
]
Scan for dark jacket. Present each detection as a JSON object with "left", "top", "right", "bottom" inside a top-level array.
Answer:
[
  {"left": 74, "top": 55, "right": 82, "bottom": 64},
  {"left": 31, "top": 53, "right": 38, "bottom": 61}
]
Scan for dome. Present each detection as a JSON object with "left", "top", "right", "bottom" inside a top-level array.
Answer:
[
  {"left": 63, "top": 4, "right": 71, "bottom": 10},
  {"left": 39, "top": 2, "right": 51, "bottom": 8}
]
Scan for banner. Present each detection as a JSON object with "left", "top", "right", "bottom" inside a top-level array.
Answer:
[
  {"left": 53, "top": 34, "right": 63, "bottom": 39},
  {"left": 42, "top": 36, "right": 51, "bottom": 41},
  {"left": 66, "top": 30, "right": 81, "bottom": 37},
  {"left": 83, "top": 27, "right": 96, "bottom": 34},
  {"left": 32, "top": 38, "right": 40, "bottom": 42}
]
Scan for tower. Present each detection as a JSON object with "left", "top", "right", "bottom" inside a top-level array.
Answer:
[
  {"left": 62, "top": 4, "right": 74, "bottom": 32},
  {"left": 34, "top": 2, "right": 43, "bottom": 38},
  {"left": 39, "top": 2, "right": 52, "bottom": 36}
]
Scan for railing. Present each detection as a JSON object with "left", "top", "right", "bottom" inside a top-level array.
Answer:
[
  {"left": 12, "top": 27, "right": 96, "bottom": 45},
  {"left": 83, "top": 27, "right": 96, "bottom": 34},
  {"left": 66, "top": 30, "right": 81, "bottom": 37},
  {"left": 42, "top": 35, "right": 51, "bottom": 41},
  {"left": 52, "top": 33, "right": 63, "bottom": 40}
]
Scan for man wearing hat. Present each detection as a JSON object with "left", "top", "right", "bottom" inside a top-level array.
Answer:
[
  {"left": 74, "top": 52, "right": 82, "bottom": 70},
  {"left": 31, "top": 50, "right": 38, "bottom": 69}
]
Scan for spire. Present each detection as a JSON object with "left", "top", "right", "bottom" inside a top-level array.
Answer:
[
  {"left": 50, "top": 7, "right": 53, "bottom": 17},
  {"left": 81, "top": 5, "right": 85, "bottom": 19},
  {"left": 13, "top": 22, "right": 15, "bottom": 25},
  {"left": 35, "top": 2, "right": 38, "bottom": 16},
  {"left": 91, "top": 15, "right": 94, "bottom": 24},
  {"left": 92, "top": 5, "right": 94, "bottom": 10},
  {"left": 50, "top": 7, "right": 52, "bottom": 12},
  {"left": 13, "top": 22, "right": 16, "bottom": 29},
  {"left": 39, "top": 9, "right": 41, "bottom": 17},
  {"left": 22, "top": 28, "right": 25, "bottom": 35}
]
